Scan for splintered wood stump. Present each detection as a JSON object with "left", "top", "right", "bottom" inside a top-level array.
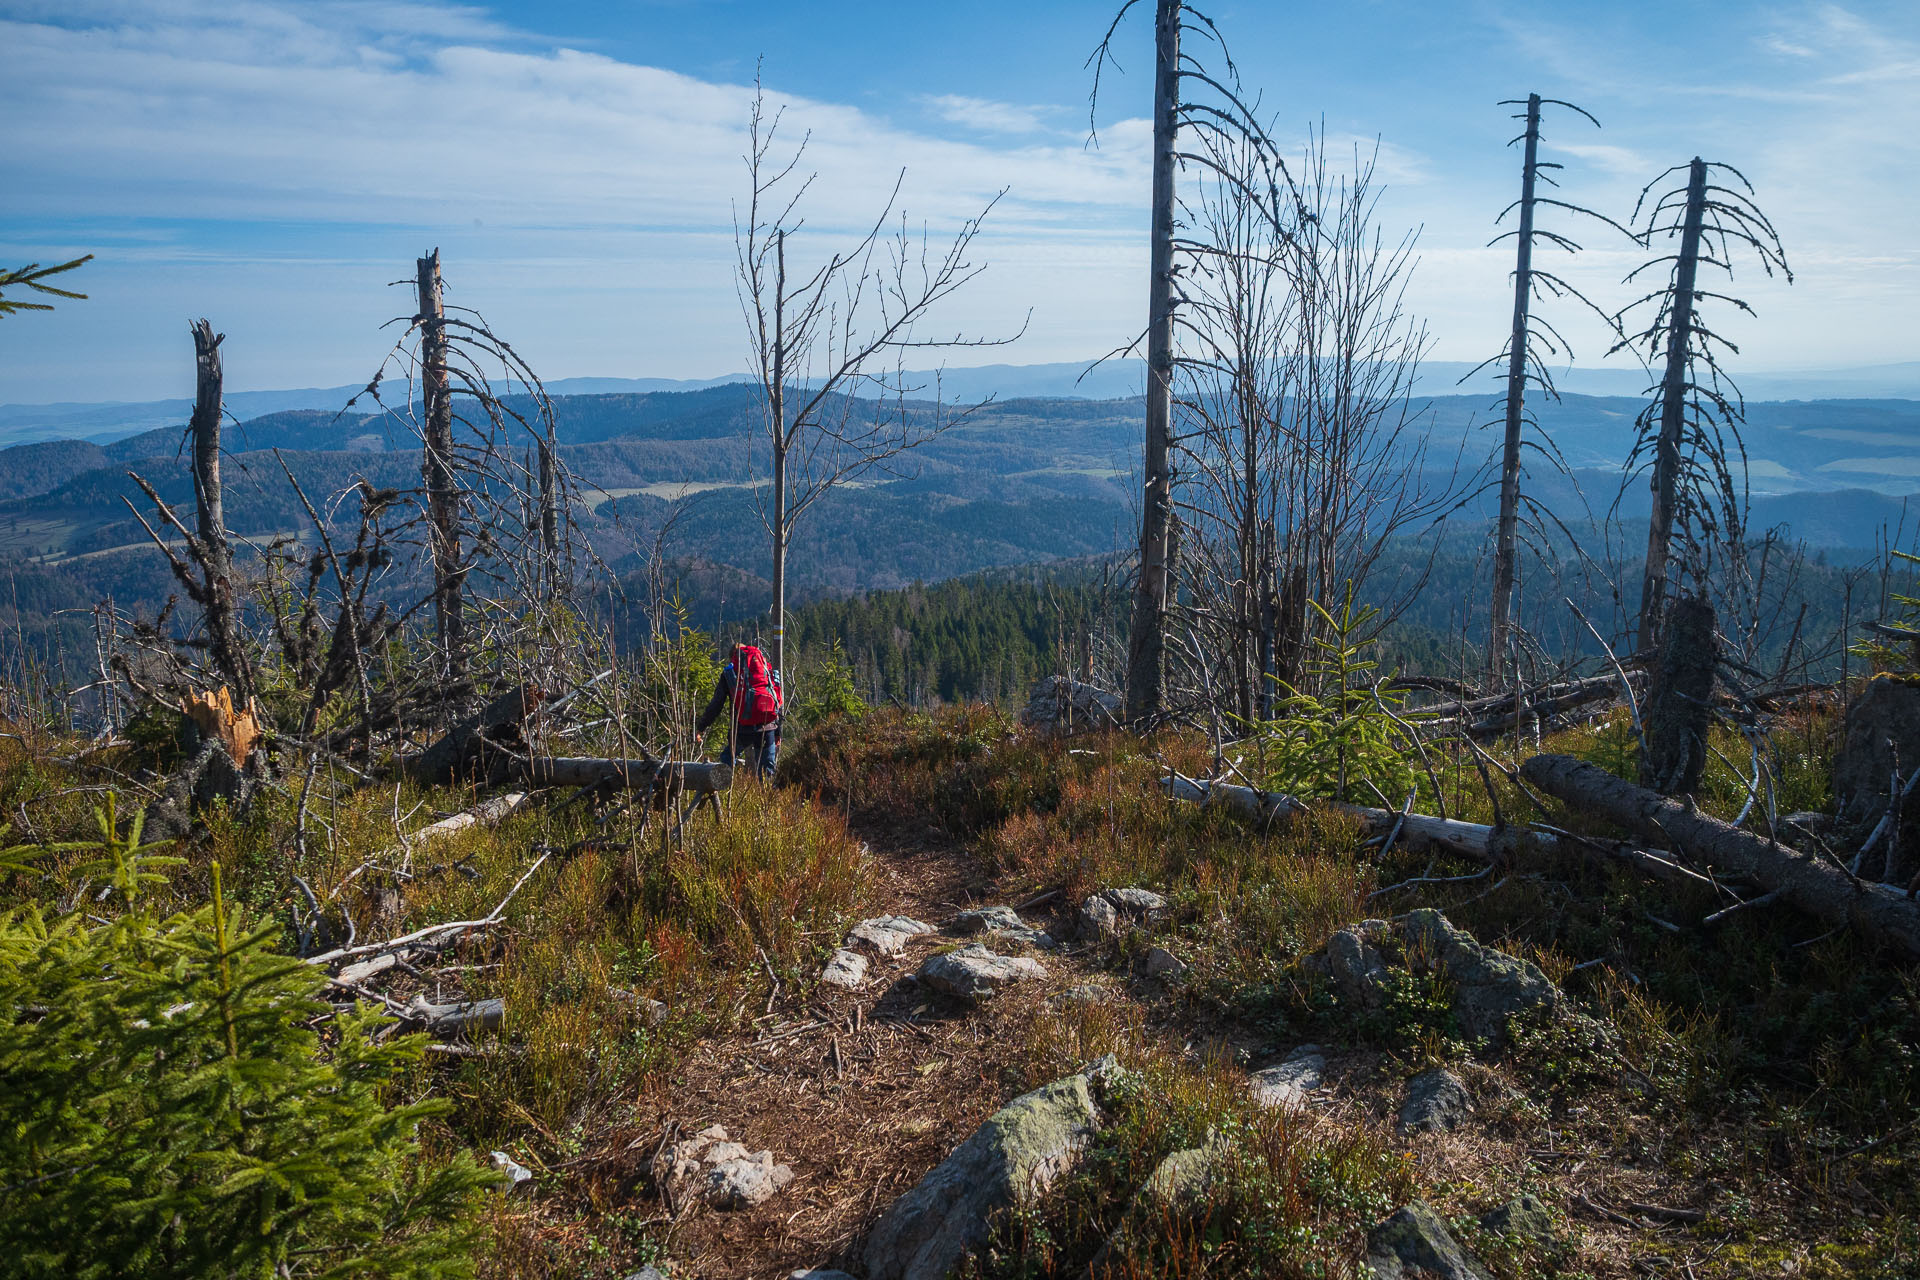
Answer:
[{"left": 1521, "top": 753, "right": 1920, "bottom": 957}]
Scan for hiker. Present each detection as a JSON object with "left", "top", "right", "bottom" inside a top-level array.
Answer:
[{"left": 696, "top": 641, "right": 784, "bottom": 780}]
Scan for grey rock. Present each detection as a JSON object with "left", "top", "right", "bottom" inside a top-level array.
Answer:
[
  {"left": 623, "top": 1269, "right": 668, "bottom": 1280},
  {"left": 655, "top": 1124, "right": 729, "bottom": 1181},
  {"left": 702, "top": 1149, "right": 795, "bottom": 1209},
  {"left": 1398, "top": 1067, "right": 1471, "bottom": 1135},
  {"left": 1481, "top": 1192, "right": 1556, "bottom": 1244},
  {"left": 1080, "top": 1052, "right": 1139, "bottom": 1107},
  {"left": 952, "top": 905, "right": 1024, "bottom": 934},
  {"left": 488, "top": 1149, "right": 533, "bottom": 1192},
  {"left": 1404, "top": 909, "right": 1558, "bottom": 1045},
  {"left": 916, "top": 944, "right": 1044, "bottom": 1002},
  {"left": 1141, "top": 945, "right": 1187, "bottom": 978},
  {"left": 788, "top": 1271, "right": 858, "bottom": 1280},
  {"left": 1079, "top": 886, "right": 1170, "bottom": 939},
  {"left": 1138, "top": 1141, "right": 1230, "bottom": 1214},
  {"left": 864, "top": 1072, "right": 1103, "bottom": 1280},
  {"left": 1249, "top": 1044, "right": 1325, "bottom": 1109},
  {"left": 1019, "top": 675, "right": 1122, "bottom": 736},
  {"left": 848, "top": 916, "right": 935, "bottom": 957},
  {"left": 1364, "top": 1201, "right": 1493, "bottom": 1280},
  {"left": 1103, "top": 886, "right": 1169, "bottom": 920},
  {"left": 820, "top": 948, "right": 870, "bottom": 989},
  {"left": 1316, "top": 922, "right": 1393, "bottom": 1007}
]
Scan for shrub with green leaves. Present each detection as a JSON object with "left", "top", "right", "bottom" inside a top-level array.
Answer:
[{"left": 0, "top": 805, "right": 493, "bottom": 1279}]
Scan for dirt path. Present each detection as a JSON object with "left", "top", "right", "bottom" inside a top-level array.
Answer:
[{"left": 623, "top": 813, "right": 1106, "bottom": 1279}]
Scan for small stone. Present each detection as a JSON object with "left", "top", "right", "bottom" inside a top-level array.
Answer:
[
  {"left": 1398, "top": 1067, "right": 1471, "bottom": 1135},
  {"left": 1249, "top": 1044, "right": 1325, "bottom": 1109},
  {"left": 848, "top": 916, "right": 935, "bottom": 957},
  {"left": 1137, "top": 1141, "right": 1230, "bottom": 1214},
  {"left": 1077, "top": 894, "right": 1121, "bottom": 938},
  {"left": 916, "top": 944, "right": 1045, "bottom": 1002},
  {"left": 952, "top": 905, "right": 1024, "bottom": 934},
  {"left": 1481, "top": 1193, "right": 1556, "bottom": 1245},
  {"left": 488, "top": 1150, "right": 533, "bottom": 1192},
  {"left": 703, "top": 1150, "right": 795, "bottom": 1209},
  {"left": 1364, "top": 1201, "right": 1492, "bottom": 1279},
  {"left": 623, "top": 1268, "right": 669, "bottom": 1280},
  {"left": 821, "top": 948, "right": 870, "bottom": 988},
  {"left": 1052, "top": 983, "right": 1112, "bottom": 1007},
  {"left": 655, "top": 1125, "right": 729, "bottom": 1181},
  {"left": 1319, "top": 926, "right": 1392, "bottom": 1006},
  {"left": 1103, "top": 886, "right": 1169, "bottom": 921},
  {"left": 1141, "top": 946, "right": 1187, "bottom": 978}
]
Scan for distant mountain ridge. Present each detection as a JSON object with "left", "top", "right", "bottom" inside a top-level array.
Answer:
[{"left": 7, "top": 357, "right": 1916, "bottom": 448}]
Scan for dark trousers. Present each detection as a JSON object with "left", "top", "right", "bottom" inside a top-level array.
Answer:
[{"left": 724, "top": 724, "right": 779, "bottom": 780}]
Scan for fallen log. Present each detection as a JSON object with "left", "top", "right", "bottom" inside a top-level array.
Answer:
[
  {"left": 402, "top": 684, "right": 544, "bottom": 786},
  {"left": 514, "top": 757, "right": 731, "bottom": 796},
  {"left": 404, "top": 994, "right": 505, "bottom": 1038},
  {"left": 1161, "top": 774, "right": 1709, "bottom": 886},
  {"left": 384, "top": 792, "right": 530, "bottom": 859},
  {"left": 1520, "top": 753, "right": 1920, "bottom": 957}
]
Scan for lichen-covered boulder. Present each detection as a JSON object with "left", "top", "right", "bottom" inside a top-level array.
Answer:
[
  {"left": 1397, "top": 1066, "right": 1471, "bottom": 1134},
  {"left": 848, "top": 916, "right": 935, "bottom": 957},
  {"left": 863, "top": 1071, "right": 1103, "bottom": 1280},
  {"left": 1403, "top": 909, "right": 1558, "bottom": 1045},
  {"left": 1364, "top": 1202, "right": 1492, "bottom": 1280}
]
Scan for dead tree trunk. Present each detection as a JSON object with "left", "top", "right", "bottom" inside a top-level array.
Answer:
[
  {"left": 187, "top": 318, "right": 252, "bottom": 704},
  {"left": 401, "top": 684, "right": 543, "bottom": 786},
  {"left": 1488, "top": 94, "right": 1541, "bottom": 684},
  {"left": 770, "top": 230, "right": 789, "bottom": 680},
  {"left": 417, "top": 249, "right": 465, "bottom": 681},
  {"left": 1123, "top": 0, "right": 1180, "bottom": 723},
  {"left": 1521, "top": 753, "right": 1920, "bottom": 957},
  {"left": 1640, "top": 592, "right": 1716, "bottom": 794},
  {"left": 1637, "top": 158, "right": 1707, "bottom": 654}
]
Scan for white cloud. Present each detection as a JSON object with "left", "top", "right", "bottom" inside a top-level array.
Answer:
[{"left": 923, "top": 94, "right": 1064, "bottom": 135}]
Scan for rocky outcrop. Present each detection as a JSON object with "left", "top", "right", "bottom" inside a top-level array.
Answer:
[
  {"left": 1305, "top": 910, "right": 1560, "bottom": 1048},
  {"left": 915, "top": 945, "right": 1045, "bottom": 1002},
  {"left": 1249, "top": 1044, "right": 1325, "bottom": 1109},
  {"left": 863, "top": 1068, "right": 1106, "bottom": 1280},
  {"left": 1019, "top": 676, "right": 1122, "bottom": 736},
  {"left": 1364, "top": 1202, "right": 1492, "bottom": 1280},
  {"left": 1398, "top": 1067, "right": 1471, "bottom": 1134}
]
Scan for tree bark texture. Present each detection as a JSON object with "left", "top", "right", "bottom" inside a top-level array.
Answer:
[
  {"left": 401, "top": 684, "right": 544, "bottom": 786},
  {"left": 1637, "top": 158, "right": 1708, "bottom": 654},
  {"left": 1640, "top": 592, "right": 1717, "bottom": 795},
  {"left": 417, "top": 250, "right": 465, "bottom": 679},
  {"left": 1489, "top": 94, "right": 1541, "bottom": 684},
  {"left": 187, "top": 319, "right": 253, "bottom": 704},
  {"left": 1522, "top": 752, "right": 1920, "bottom": 957},
  {"left": 1124, "top": 0, "right": 1181, "bottom": 723}
]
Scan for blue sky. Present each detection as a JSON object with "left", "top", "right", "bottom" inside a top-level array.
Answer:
[{"left": 1, "top": 0, "right": 1914, "bottom": 403}]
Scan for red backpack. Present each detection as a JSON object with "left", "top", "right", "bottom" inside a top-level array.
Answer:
[{"left": 731, "top": 644, "right": 783, "bottom": 727}]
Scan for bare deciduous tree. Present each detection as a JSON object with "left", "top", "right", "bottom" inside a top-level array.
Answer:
[{"left": 735, "top": 76, "right": 1020, "bottom": 682}]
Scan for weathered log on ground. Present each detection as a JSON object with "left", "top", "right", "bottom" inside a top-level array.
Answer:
[
  {"left": 1161, "top": 774, "right": 1709, "bottom": 886},
  {"left": 381, "top": 792, "right": 530, "bottom": 861},
  {"left": 515, "top": 757, "right": 732, "bottom": 796},
  {"left": 401, "top": 684, "right": 544, "bottom": 786},
  {"left": 404, "top": 994, "right": 505, "bottom": 1038},
  {"left": 1520, "top": 753, "right": 1920, "bottom": 957}
]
